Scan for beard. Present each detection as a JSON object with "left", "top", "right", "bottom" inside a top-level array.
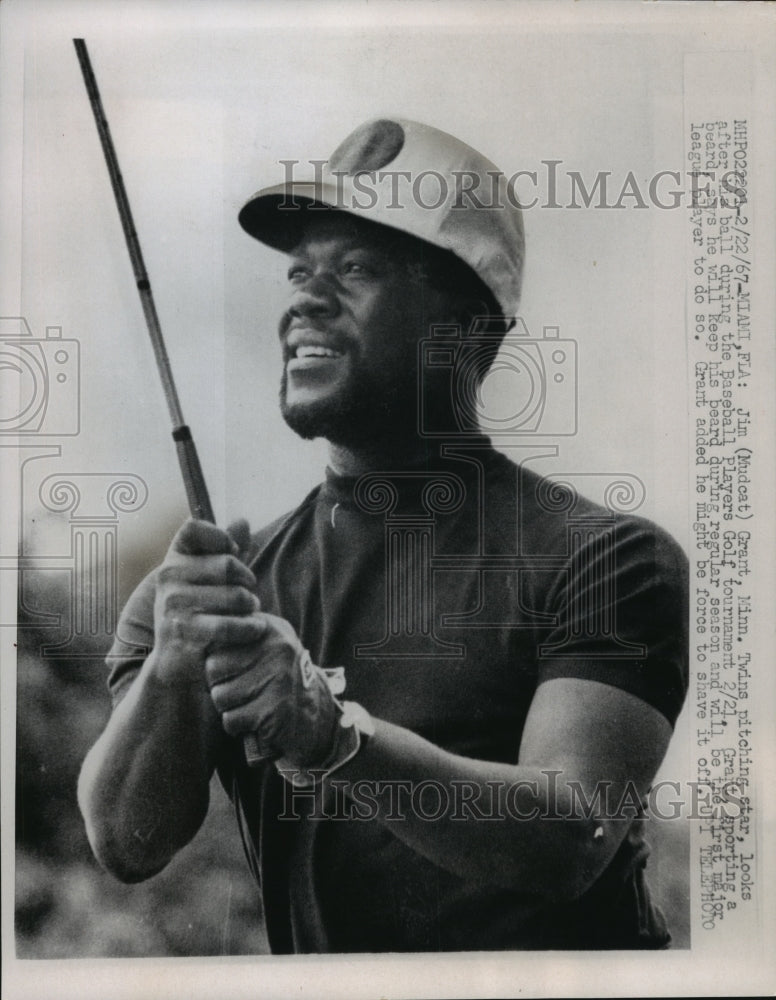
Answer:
[{"left": 279, "top": 355, "right": 419, "bottom": 448}]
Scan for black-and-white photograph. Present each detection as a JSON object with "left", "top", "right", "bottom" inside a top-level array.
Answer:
[{"left": 2, "top": 2, "right": 774, "bottom": 998}]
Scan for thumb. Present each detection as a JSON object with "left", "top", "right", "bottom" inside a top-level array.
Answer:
[
  {"left": 170, "top": 517, "right": 233, "bottom": 556},
  {"left": 226, "top": 518, "right": 254, "bottom": 562}
]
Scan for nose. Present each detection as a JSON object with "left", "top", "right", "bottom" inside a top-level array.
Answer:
[{"left": 288, "top": 271, "right": 341, "bottom": 322}]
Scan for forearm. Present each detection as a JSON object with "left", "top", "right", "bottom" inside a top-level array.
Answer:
[
  {"left": 78, "top": 651, "right": 223, "bottom": 882},
  {"left": 332, "top": 718, "right": 622, "bottom": 899}
]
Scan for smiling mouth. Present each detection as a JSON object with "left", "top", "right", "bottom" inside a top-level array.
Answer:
[
  {"left": 286, "top": 343, "right": 347, "bottom": 374},
  {"left": 293, "top": 345, "right": 344, "bottom": 360}
]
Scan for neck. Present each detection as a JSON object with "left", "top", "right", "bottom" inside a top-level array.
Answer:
[{"left": 327, "top": 436, "right": 433, "bottom": 476}]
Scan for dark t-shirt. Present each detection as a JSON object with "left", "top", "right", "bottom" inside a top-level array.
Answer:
[{"left": 107, "top": 445, "right": 689, "bottom": 952}]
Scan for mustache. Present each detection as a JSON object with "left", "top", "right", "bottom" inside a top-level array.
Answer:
[{"left": 278, "top": 312, "right": 353, "bottom": 357}]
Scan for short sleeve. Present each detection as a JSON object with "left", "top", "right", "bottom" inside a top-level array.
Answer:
[
  {"left": 536, "top": 517, "right": 689, "bottom": 727},
  {"left": 105, "top": 567, "right": 159, "bottom": 706}
]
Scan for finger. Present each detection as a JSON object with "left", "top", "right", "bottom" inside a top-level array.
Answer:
[
  {"left": 220, "top": 701, "right": 276, "bottom": 740},
  {"left": 208, "top": 661, "right": 274, "bottom": 712},
  {"left": 158, "top": 553, "right": 256, "bottom": 590},
  {"left": 205, "top": 644, "right": 266, "bottom": 686},
  {"left": 170, "top": 518, "right": 236, "bottom": 557},
  {"left": 188, "top": 612, "right": 269, "bottom": 649},
  {"left": 158, "top": 584, "right": 260, "bottom": 618}
]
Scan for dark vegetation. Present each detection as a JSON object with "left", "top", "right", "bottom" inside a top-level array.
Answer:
[{"left": 15, "top": 530, "right": 266, "bottom": 957}]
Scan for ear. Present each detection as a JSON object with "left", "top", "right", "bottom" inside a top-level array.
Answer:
[
  {"left": 457, "top": 295, "right": 500, "bottom": 335},
  {"left": 418, "top": 286, "right": 468, "bottom": 330},
  {"left": 425, "top": 297, "right": 500, "bottom": 340}
]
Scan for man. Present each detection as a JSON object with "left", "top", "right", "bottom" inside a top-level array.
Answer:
[{"left": 78, "top": 118, "right": 688, "bottom": 952}]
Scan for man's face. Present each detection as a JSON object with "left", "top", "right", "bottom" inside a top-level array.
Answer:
[{"left": 277, "top": 212, "right": 452, "bottom": 447}]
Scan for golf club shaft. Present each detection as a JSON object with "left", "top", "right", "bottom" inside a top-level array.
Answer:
[{"left": 74, "top": 38, "right": 266, "bottom": 766}]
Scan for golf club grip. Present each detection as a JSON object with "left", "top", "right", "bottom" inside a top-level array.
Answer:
[{"left": 172, "top": 425, "right": 274, "bottom": 767}]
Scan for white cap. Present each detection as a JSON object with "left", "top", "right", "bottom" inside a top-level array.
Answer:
[{"left": 239, "top": 118, "right": 524, "bottom": 318}]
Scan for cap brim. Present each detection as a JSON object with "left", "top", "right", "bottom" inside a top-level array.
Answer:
[{"left": 238, "top": 182, "right": 345, "bottom": 252}]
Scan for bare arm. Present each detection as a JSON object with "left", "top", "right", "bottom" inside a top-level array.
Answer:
[
  {"left": 77, "top": 520, "right": 261, "bottom": 883},
  {"left": 78, "top": 651, "right": 223, "bottom": 882},
  {"left": 331, "top": 677, "right": 672, "bottom": 899}
]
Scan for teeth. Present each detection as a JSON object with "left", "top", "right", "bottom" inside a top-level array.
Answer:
[{"left": 296, "top": 345, "right": 341, "bottom": 358}]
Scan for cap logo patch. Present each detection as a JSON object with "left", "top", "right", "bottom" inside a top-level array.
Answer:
[{"left": 329, "top": 119, "right": 405, "bottom": 174}]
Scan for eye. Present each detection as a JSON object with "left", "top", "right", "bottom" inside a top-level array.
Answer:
[
  {"left": 287, "top": 265, "right": 309, "bottom": 284},
  {"left": 342, "top": 259, "right": 375, "bottom": 279}
]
